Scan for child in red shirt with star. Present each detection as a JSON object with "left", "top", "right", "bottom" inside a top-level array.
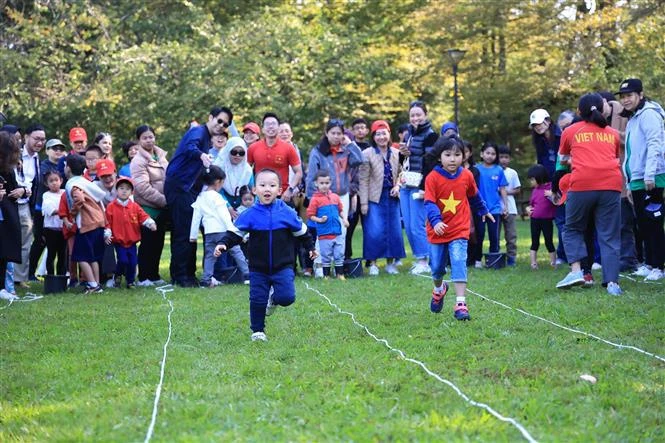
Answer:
[{"left": 424, "top": 137, "right": 494, "bottom": 321}]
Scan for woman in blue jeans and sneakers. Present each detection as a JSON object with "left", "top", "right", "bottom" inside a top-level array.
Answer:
[{"left": 398, "top": 100, "right": 438, "bottom": 275}]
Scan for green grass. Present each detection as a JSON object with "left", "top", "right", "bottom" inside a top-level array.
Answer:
[{"left": 1, "top": 220, "right": 663, "bottom": 442}]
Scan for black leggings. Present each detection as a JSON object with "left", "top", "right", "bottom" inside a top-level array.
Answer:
[
  {"left": 44, "top": 228, "right": 66, "bottom": 275},
  {"left": 530, "top": 218, "right": 555, "bottom": 252}
]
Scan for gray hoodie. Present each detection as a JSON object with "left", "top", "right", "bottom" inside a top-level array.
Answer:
[{"left": 623, "top": 100, "right": 665, "bottom": 186}]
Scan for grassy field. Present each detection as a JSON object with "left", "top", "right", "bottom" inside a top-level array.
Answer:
[{"left": 1, "top": 220, "right": 663, "bottom": 442}]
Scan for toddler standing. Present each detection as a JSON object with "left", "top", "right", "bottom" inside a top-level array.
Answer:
[{"left": 526, "top": 164, "right": 557, "bottom": 269}]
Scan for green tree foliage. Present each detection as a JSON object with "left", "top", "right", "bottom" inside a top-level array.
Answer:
[{"left": 1, "top": 0, "right": 663, "bottom": 163}]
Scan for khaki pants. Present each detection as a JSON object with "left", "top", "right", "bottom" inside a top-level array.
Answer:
[{"left": 15, "top": 203, "right": 34, "bottom": 282}]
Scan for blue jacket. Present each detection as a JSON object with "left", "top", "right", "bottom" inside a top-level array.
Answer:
[
  {"left": 219, "top": 199, "right": 314, "bottom": 274},
  {"left": 165, "top": 125, "right": 211, "bottom": 193},
  {"left": 532, "top": 124, "right": 561, "bottom": 177},
  {"left": 306, "top": 140, "right": 364, "bottom": 198}
]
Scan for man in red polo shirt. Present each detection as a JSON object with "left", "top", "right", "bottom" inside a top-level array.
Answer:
[{"left": 247, "top": 113, "right": 302, "bottom": 203}]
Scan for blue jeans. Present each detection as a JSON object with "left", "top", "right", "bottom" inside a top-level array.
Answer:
[
  {"left": 399, "top": 187, "right": 429, "bottom": 259},
  {"left": 249, "top": 268, "right": 296, "bottom": 332},
  {"left": 114, "top": 244, "right": 138, "bottom": 284},
  {"left": 430, "top": 239, "right": 468, "bottom": 282},
  {"left": 476, "top": 214, "right": 501, "bottom": 254},
  {"left": 555, "top": 205, "right": 567, "bottom": 262}
]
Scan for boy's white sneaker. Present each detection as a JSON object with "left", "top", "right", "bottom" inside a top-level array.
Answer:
[
  {"left": 474, "top": 261, "right": 483, "bottom": 269},
  {"left": 385, "top": 264, "right": 399, "bottom": 275},
  {"left": 210, "top": 277, "right": 222, "bottom": 287},
  {"left": 251, "top": 332, "right": 267, "bottom": 342},
  {"left": 368, "top": 264, "right": 379, "bottom": 276},
  {"left": 314, "top": 267, "right": 324, "bottom": 279},
  {"left": 633, "top": 265, "right": 652, "bottom": 277},
  {"left": 137, "top": 279, "right": 154, "bottom": 287},
  {"left": 105, "top": 278, "right": 115, "bottom": 288},
  {"left": 410, "top": 263, "right": 431, "bottom": 275},
  {"left": 0, "top": 289, "right": 18, "bottom": 301},
  {"left": 591, "top": 262, "right": 602, "bottom": 270},
  {"left": 645, "top": 268, "right": 664, "bottom": 281}
]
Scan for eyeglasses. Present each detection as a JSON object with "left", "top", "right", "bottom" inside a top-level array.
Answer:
[
  {"left": 217, "top": 118, "right": 229, "bottom": 128},
  {"left": 31, "top": 136, "right": 46, "bottom": 143},
  {"left": 230, "top": 150, "right": 245, "bottom": 157}
]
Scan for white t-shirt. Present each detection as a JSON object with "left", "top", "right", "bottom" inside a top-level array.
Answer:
[
  {"left": 502, "top": 167, "right": 521, "bottom": 215},
  {"left": 42, "top": 190, "right": 65, "bottom": 229}
]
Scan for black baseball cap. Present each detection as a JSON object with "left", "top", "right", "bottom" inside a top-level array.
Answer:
[{"left": 615, "top": 78, "right": 643, "bottom": 95}]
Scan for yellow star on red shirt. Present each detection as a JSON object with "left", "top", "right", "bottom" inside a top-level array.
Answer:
[{"left": 440, "top": 192, "right": 462, "bottom": 214}]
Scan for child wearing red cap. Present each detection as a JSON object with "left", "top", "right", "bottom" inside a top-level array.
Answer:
[{"left": 105, "top": 178, "right": 156, "bottom": 288}]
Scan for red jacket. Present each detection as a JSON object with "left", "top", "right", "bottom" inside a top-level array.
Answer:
[{"left": 106, "top": 199, "right": 150, "bottom": 247}]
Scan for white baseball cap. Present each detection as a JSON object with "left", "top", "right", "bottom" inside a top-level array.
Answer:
[{"left": 529, "top": 109, "right": 550, "bottom": 128}]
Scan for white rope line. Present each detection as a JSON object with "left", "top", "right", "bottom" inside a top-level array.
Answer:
[
  {"left": 304, "top": 282, "right": 538, "bottom": 443},
  {"left": 144, "top": 284, "right": 175, "bottom": 443},
  {"left": 0, "top": 292, "right": 44, "bottom": 310},
  {"left": 413, "top": 272, "right": 665, "bottom": 362},
  {"left": 464, "top": 287, "right": 665, "bottom": 363}
]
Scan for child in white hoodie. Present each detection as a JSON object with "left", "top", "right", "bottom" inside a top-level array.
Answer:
[{"left": 190, "top": 166, "right": 249, "bottom": 287}]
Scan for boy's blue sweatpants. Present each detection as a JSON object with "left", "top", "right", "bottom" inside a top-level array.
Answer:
[{"left": 249, "top": 268, "right": 295, "bottom": 333}]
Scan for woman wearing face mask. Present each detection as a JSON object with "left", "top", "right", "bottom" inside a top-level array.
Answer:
[
  {"left": 306, "top": 119, "right": 365, "bottom": 278},
  {"left": 130, "top": 125, "right": 169, "bottom": 286},
  {"left": 398, "top": 100, "right": 439, "bottom": 275}
]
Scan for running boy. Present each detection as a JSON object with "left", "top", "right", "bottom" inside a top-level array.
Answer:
[
  {"left": 307, "top": 169, "right": 349, "bottom": 280},
  {"left": 105, "top": 177, "right": 156, "bottom": 288},
  {"left": 214, "top": 169, "right": 317, "bottom": 341},
  {"left": 424, "top": 137, "right": 494, "bottom": 321}
]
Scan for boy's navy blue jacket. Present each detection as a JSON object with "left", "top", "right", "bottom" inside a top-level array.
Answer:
[
  {"left": 165, "top": 125, "right": 211, "bottom": 193},
  {"left": 219, "top": 199, "right": 314, "bottom": 274}
]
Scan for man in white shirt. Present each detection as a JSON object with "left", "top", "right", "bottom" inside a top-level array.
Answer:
[{"left": 14, "top": 124, "right": 46, "bottom": 286}]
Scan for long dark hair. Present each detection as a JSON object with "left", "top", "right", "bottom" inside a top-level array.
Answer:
[
  {"left": 0, "top": 131, "right": 20, "bottom": 174},
  {"left": 578, "top": 93, "right": 608, "bottom": 128}
]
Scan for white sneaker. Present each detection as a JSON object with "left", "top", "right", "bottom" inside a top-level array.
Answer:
[
  {"left": 474, "top": 261, "right": 483, "bottom": 269},
  {"left": 0, "top": 289, "right": 18, "bottom": 301},
  {"left": 266, "top": 287, "right": 276, "bottom": 316},
  {"left": 591, "top": 262, "right": 602, "bottom": 271},
  {"left": 314, "top": 267, "right": 324, "bottom": 279},
  {"left": 385, "top": 264, "right": 399, "bottom": 275},
  {"left": 555, "top": 258, "right": 565, "bottom": 266},
  {"left": 369, "top": 264, "right": 379, "bottom": 276},
  {"left": 410, "top": 262, "right": 431, "bottom": 275},
  {"left": 105, "top": 278, "right": 115, "bottom": 288},
  {"left": 645, "top": 268, "right": 664, "bottom": 281},
  {"left": 151, "top": 279, "right": 166, "bottom": 285},
  {"left": 251, "top": 332, "right": 267, "bottom": 342},
  {"left": 394, "top": 259, "right": 403, "bottom": 267},
  {"left": 137, "top": 279, "right": 154, "bottom": 287},
  {"left": 210, "top": 277, "right": 222, "bottom": 287},
  {"left": 633, "top": 265, "right": 652, "bottom": 277}
]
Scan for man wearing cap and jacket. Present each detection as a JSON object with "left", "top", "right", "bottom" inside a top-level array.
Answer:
[{"left": 617, "top": 78, "right": 665, "bottom": 281}]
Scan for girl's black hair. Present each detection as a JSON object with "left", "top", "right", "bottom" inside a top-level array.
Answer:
[
  {"left": 409, "top": 100, "right": 428, "bottom": 114},
  {"left": 426, "top": 135, "right": 464, "bottom": 166},
  {"left": 201, "top": 165, "right": 226, "bottom": 186},
  {"left": 527, "top": 164, "right": 550, "bottom": 185},
  {"left": 136, "top": 125, "right": 155, "bottom": 140},
  {"left": 122, "top": 140, "right": 138, "bottom": 158},
  {"left": 463, "top": 140, "right": 475, "bottom": 166},
  {"left": 93, "top": 132, "right": 111, "bottom": 144},
  {"left": 550, "top": 169, "right": 569, "bottom": 195},
  {"left": 43, "top": 169, "right": 61, "bottom": 185},
  {"left": 578, "top": 93, "right": 608, "bottom": 128},
  {"left": 480, "top": 141, "right": 499, "bottom": 164},
  {"left": 238, "top": 185, "right": 253, "bottom": 198}
]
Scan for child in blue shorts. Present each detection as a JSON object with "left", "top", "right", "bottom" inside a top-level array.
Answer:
[
  {"left": 215, "top": 169, "right": 317, "bottom": 341},
  {"left": 424, "top": 137, "right": 494, "bottom": 321}
]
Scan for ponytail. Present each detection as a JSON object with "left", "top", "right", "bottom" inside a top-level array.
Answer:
[{"left": 578, "top": 93, "right": 608, "bottom": 128}]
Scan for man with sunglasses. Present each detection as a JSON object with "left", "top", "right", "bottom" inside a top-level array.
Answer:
[{"left": 164, "top": 106, "right": 233, "bottom": 287}]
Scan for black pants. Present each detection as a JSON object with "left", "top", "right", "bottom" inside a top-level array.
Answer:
[
  {"left": 165, "top": 182, "right": 198, "bottom": 284},
  {"left": 138, "top": 215, "right": 166, "bottom": 282},
  {"left": 28, "top": 212, "right": 46, "bottom": 278},
  {"left": 345, "top": 195, "right": 360, "bottom": 259},
  {"left": 530, "top": 218, "right": 555, "bottom": 252},
  {"left": 0, "top": 259, "right": 6, "bottom": 290},
  {"left": 43, "top": 228, "right": 66, "bottom": 275},
  {"left": 632, "top": 188, "right": 665, "bottom": 269}
]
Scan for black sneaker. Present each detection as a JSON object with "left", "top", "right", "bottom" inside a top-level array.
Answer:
[
  {"left": 126, "top": 282, "right": 136, "bottom": 289},
  {"left": 84, "top": 284, "right": 104, "bottom": 294}
]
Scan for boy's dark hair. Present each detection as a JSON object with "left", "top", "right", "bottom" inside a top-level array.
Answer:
[
  {"left": 210, "top": 106, "right": 233, "bottom": 123},
  {"left": 550, "top": 169, "right": 569, "bottom": 195},
  {"left": 397, "top": 123, "right": 409, "bottom": 134},
  {"left": 262, "top": 112, "right": 280, "bottom": 125},
  {"left": 85, "top": 144, "right": 103, "bottom": 157},
  {"left": 351, "top": 118, "right": 367, "bottom": 127},
  {"left": 527, "top": 164, "right": 550, "bottom": 185},
  {"left": 497, "top": 145, "right": 511, "bottom": 156},
  {"left": 427, "top": 135, "right": 464, "bottom": 165},
  {"left": 314, "top": 169, "right": 331, "bottom": 181},
  {"left": 122, "top": 140, "right": 138, "bottom": 158},
  {"left": 201, "top": 165, "right": 226, "bottom": 186},
  {"left": 255, "top": 168, "right": 281, "bottom": 186},
  {"left": 25, "top": 123, "right": 45, "bottom": 135},
  {"left": 238, "top": 185, "right": 253, "bottom": 198},
  {"left": 66, "top": 153, "right": 86, "bottom": 176}
]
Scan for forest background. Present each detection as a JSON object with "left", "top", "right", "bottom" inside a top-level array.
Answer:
[{"left": 1, "top": 0, "right": 664, "bottom": 165}]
